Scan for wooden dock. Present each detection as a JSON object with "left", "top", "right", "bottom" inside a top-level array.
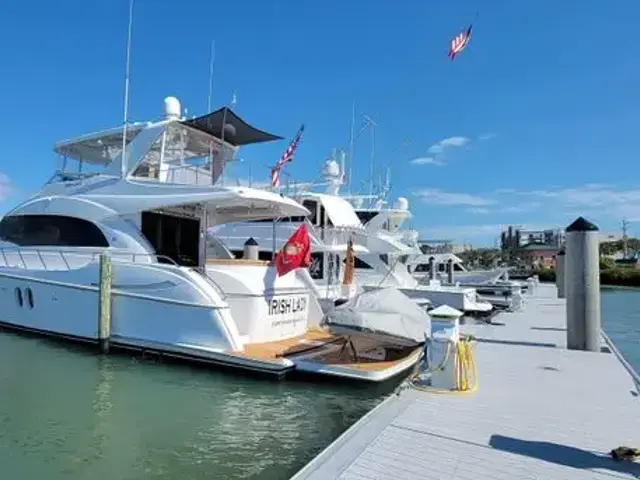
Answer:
[{"left": 291, "top": 283, "right": 640, "bottom": 480}]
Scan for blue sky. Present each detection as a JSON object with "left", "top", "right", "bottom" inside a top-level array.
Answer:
[{"left": 0, "top": 0, "right": 638, "bottom": 246}]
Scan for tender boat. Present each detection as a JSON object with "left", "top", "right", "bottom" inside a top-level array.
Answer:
[{"left": 0, "top": 96, "right": 423, "bottom": 382}]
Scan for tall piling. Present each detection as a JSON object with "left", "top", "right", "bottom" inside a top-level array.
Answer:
[
  {"left": 565, "top": 217, "right": 601, "bottom": 352},
  {"left": 446, "top": 258, "right": 454, "bottom": 284},
  {"left": 428, "top": 256, "right": 436, "bottom": 281}
]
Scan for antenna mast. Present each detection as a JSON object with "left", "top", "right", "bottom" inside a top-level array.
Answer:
[
  {"left": 362, "top": 114, "right": 377, "bottom": 204},
  {"left": 207, "top": 40, "right": 216, "bottom": 112},
  {"left": 622, "top": 219, "right": 629, "bottom": 259},
  {"left": 120, "top": 0, "right": 134, "bottom": 178},
  {"left": 348, "top": 102, "right": 356, "bottom": 195}
]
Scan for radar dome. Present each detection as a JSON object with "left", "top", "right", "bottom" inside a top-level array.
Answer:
[
  {"left": 163, "top": 96, "right": 181, "bottom": 119},
  {"left": 394, "top": 196, "right": 409, "bottom": 211},
  {"left": 323, "top": 159, "right": 341, "bottom": 178}
]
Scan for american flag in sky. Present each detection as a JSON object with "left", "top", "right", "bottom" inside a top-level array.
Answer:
[
  {"left": 271, "top": 124, "right": 305, "bottom": 188},
  {"left": 448, "top": 24, "right": 473, "bottom": 60}
]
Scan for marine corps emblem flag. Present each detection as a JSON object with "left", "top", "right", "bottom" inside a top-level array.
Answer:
[{"left": 275, "top": 224, "right": 311, "bottom": 277}]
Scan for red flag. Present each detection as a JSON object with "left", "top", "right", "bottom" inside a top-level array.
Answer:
[{"left": 275, "top": 224, "right": 311, "bottom": 277}]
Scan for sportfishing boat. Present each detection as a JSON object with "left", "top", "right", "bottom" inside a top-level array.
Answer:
[{"left": 0, "top": 97, "right": 424, "bottom": 382}]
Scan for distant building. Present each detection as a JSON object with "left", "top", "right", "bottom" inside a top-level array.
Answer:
[
  {"left": 501, "top": 225, "right": 563, "bottom": 266},
  {"left": 518, "top": 245, "right": 559, "bottom": 269}
]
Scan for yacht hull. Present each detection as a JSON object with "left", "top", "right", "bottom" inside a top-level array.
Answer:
[{"left": 0, "top": 258, "right": 419, "bottom": 382}]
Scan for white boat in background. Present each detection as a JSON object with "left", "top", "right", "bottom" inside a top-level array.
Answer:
[
  {"left": 209, "top": 190, "right": 367, "bottom": 306},
  {"left": 0, "top": 97, "right": 423, "bottom": 382},
  {"left": 216, "top": 153, "right": 491, "bottom": 315},
  {"left": 408, "top": 254, "right": 525, "bottom": 311}
]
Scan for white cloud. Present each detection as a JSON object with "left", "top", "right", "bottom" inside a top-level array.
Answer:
[
  {"left": 503, "top": 202, "right": 542, "bottom": 213},
  {"left": 420, "top": 224, "right": 502, "bottom": 243},
  {"left": 410, "top": 156, "right": 442, "bottom": 166},
  {"left": 512, "top": 184, "right": 640, "bottom": 221},
  {"left": 414, "top": 188, "right": 496, "bottom": 207},
  {"left": 427, "top": 136, "right": 469, "bottom": 155},
  {"left": 478, "top": 132, "right": 497, "bottom": 141},
  {"left": 413, "top": 184, "right": 640, "bottom": 221},
  {"left": 410, "top": 183, "right": 640, "bottom": 243},
  {"left": 467, "top": 207, "right": 490, "bottom": 214}
]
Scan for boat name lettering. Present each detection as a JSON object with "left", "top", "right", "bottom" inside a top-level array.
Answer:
[{"left": 268, "top": 296, "right": 307, "bottom": 316}]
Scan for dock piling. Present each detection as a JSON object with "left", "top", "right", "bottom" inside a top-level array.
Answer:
[
  {"left": 428, "top": 256, "right": 436, "bottom": 281},
  {"left": 565, "top": 216, "right": 601, "bottom": 351},
  {"left": 446, "top": 258, "right": 454, "bottom": 284},
  {"left": 98, "top": 253, "right": 113, "bottom": 354},
  {"left": 243, "top": 237, "right": 259, "bottom": 260},
  {"left": 555, "top": 249, "right": 566, "bottom": 299}
]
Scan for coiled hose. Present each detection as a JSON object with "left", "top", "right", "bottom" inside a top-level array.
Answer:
[{"left": 408, "top": 334, "right": 478, "bottom": 394}]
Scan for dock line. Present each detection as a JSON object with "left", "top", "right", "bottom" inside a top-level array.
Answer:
[{"left": 400, "top": 334, "right": 478, "bottom": 395}]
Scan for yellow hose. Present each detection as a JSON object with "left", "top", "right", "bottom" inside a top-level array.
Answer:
[{"left": 409, "top": 335, "right": 478, "bottom": 395}]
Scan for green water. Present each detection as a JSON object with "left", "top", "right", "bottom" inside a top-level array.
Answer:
[{"left": 0, "top": 288, "right": 638, "bottom": 480}]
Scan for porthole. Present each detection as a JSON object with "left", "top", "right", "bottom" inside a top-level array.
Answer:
[
  {"left": 14, "top": 287, "right": 22, "bottom": 307},
  {"left": 25, "top": 288, "right": 34, "bottom": 309}
]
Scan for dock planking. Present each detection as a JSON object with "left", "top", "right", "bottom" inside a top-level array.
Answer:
[{"left": 291, "top": 283, "right": 640, "bottom": 480}]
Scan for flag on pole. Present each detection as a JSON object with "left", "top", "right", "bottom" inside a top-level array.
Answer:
[
  {"left": 448, "top": 24, "right": 473, "bottom": 60},
  {"left": 271, "top": 124, "right": 305, "bottom": 188},
  {"left": 275, "top": 223, "right": 311, "bottom": 276},
  {"left": 342, "top": 237, "right": 355, "bottom": 286}
]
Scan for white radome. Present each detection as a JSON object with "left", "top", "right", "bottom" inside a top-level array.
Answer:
[{"left": 163, "top": 96, "right": 181, "bottom": 119}]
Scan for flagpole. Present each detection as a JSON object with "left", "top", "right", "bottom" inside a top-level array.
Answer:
[{"left": 272, "top": 221, "right": 277, "bottom": 261}]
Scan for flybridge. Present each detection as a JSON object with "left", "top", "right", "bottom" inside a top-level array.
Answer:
[{"left": 51, "top": 97, "right": 283, "bottom": 186}]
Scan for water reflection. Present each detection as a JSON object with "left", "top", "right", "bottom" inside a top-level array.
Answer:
[{"left": 0, "top": 333, "right": 389, "bottom": 479}]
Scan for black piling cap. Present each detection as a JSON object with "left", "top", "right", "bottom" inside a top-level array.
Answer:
[
  {"left": 557, "top": 248, "right": 566, "bottom": 256},
  {"left": 565, "top": 216, "right": 599, "bottom": 233},
  {"left": 244, "top": 237, "right": 259, "bottom": 246}
]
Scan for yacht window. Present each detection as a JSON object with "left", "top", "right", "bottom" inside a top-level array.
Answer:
[
  {"left": 309, "top": 252, "right": 324, "bottom": 279},
  {"left": 318, "top": 205, "right": 326, "bottom": 227},
  {"left": 302, "top": 200, "right": 318, "bottom": 225},
  {"left": 348, "top": 256, "right": 372, "bottom": 269},
  {"left": 0, "top": 215, "right": 109, "bottom": 247},
  {"left": 355, "top": 210, "right": 378, "bottom": 225}
]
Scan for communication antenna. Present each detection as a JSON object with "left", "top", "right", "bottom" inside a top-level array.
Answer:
[
  {"left": 348, "top": 102, "right": 355, "bottom": 195},
  {"left": 207, "top": 40, "right": 215, "bottom": 112},
  {"left": 622, "top": 219, "right": 629, "bottom": 259},
  {"left": 120, "top": 0, "right": 134, "bottom": 178},
  {"left": 361, "top": 114, "right": 377, "bottom": 202}
]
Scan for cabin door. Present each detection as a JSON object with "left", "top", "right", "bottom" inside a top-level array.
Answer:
[{"left": 141, "top": 211, "right": 200, "bottom": 267}]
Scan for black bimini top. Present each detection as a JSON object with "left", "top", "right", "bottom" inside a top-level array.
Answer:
[{"left": 181, "top": 107, "right": 283, "bottom": 146}]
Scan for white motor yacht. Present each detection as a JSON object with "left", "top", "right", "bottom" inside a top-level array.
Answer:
[
  {"left": 217, "top": 153, "right": 492, "bottom": 315},
  {"left": 0, "top": 97, "right": 423, "bottom": 382}
]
